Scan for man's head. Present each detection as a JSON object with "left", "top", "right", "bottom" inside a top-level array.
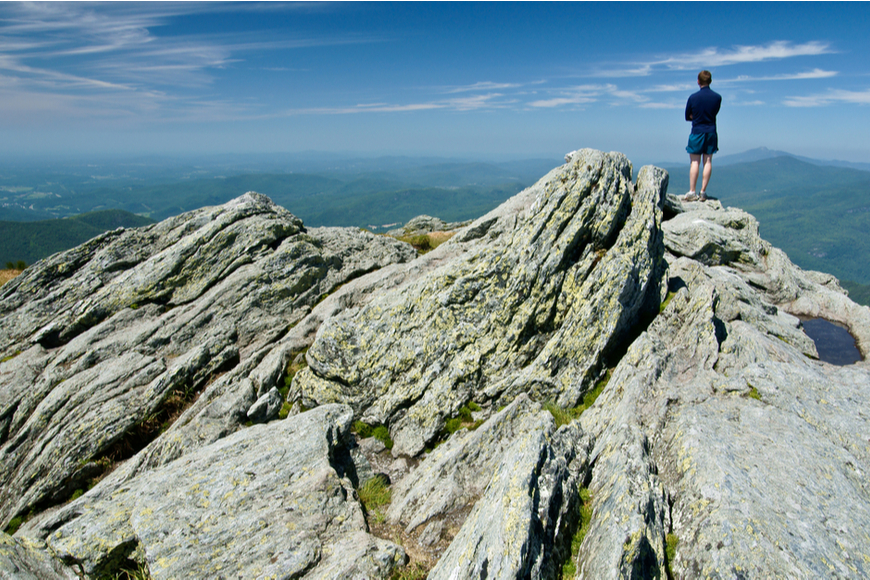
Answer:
[{"left": 698, "top": 70, "right": 712, "bottom": 87}]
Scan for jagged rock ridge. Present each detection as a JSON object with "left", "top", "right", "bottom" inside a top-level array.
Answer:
[{"left": 1, "top": 150, "right": 868, "bottom": 579}]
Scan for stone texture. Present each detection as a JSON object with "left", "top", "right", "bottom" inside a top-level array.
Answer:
[
  {"left": 293, "top": 149, "right": 668, "bottom": 456},
  {"left": 0, "top": 192, "right": 415, "bottom": 527},
  {"left": 427, "top": 407, "right": 588, "bottom": 580},
  {"left": 33, "top": 405, "right": 405, "bottom": 579},
  {"left": 0, "top": 534, "right": 76, "bottom": 580},
  {"left": 2, "top": 152, "right": 869, "bottom": 579},
  {"left": 571, "top": 197, "right": 870, "bottom": 578}
]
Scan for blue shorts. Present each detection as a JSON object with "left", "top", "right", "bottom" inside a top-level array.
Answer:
[{"left": 686, "top": 132, "right": 719, "bottom": 155}]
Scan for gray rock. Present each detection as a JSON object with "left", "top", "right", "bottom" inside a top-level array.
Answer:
[
  {"left": 428, "top": 415, "right": 587, "bottom": 580},
  {"left": 293, "top": 150, "right": 668, "bottom": 456},
  {"left": 571, "top": 197, "right": 870, "bottom": 578},
  {"left": 0, "top": 534, "right": 76, "bottom": 580},
  {"left": 3, "top": 151, "right": 870, "bottom": 579},
  {"left": 246, "top": 386, "right": 283, "bottom": 423},
  {"left": 0, "top": 193, "right": 415, "bottom": 527},
  {"left": 35, "top": 405, "right": 405, "bottom": 579}
]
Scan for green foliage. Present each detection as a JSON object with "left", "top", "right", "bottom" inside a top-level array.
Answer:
[
  {"left": 112, "top": 561, "right": 152, "bottom": 580},
  {"left": 358, "top": 475, "right": 391, "bottom": 513},
  {"left": 841, "top": 280, "right": 870, "bottom": 307},
  {"left": 390, "top": 562, "right": 429, "bottom": 580},
  {"left": 278, "top": 351, "right": 308, "bottom": 419},
  {"left": 545, "top": 369, "right": 611, "bottom": 428},
  {"left": 4, "top": 516, "right": 23, "bottom": 535},
  {"left": 71, "top": 488, "right": 85, "bottom": 501},
  {"left": 665, "top": 533, "right": 679, "bottom": 566},
  {"left": 396, "top": 234, "right": 434, "bottom": 252},
  {"left": 659, "top": 290, "right": 677, "bottom": 314},
  {"left": 352, "top": 421, "right": 394, "bottom": 449},
  {"left": 544, "top": 401, "right": 575, "bottom": 428},
  {"left": 562, "top": 486, "right": 593, "bottom": 578},
  {"left": 442, "top": 402, "right": 485, "bottom": 436},
  {"left": 1, "top": 350, "right": 21, "bottom": 363},
  {"left": 0, "top": 210, "right": 153, "bottom": 266},
  {"left": 748, "top": 386, "right": 762, "bottom": 401},
  {"left": 4, "top": 260, "right": 26, "bottom": 270}
]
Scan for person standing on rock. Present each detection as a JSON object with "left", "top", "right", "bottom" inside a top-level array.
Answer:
[{"left": 683, "top": 70, "right": 721, "bottom": 202}]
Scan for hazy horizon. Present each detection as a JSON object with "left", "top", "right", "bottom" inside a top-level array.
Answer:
[{"left": 2, "top": 2, "right": 870, "bottom": 164}]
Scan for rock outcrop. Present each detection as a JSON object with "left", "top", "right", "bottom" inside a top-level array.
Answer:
[{"left": 1, "top": 150, "right": 869, "bottom": 579}]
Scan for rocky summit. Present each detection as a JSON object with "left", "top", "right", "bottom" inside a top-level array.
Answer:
[{"left": 1, "top": 149, "right": 868, "bottom": 579}]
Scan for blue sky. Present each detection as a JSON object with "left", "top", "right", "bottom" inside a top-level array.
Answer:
[{"left": 2, "top": 1, "right": 869, "bottom": 164}]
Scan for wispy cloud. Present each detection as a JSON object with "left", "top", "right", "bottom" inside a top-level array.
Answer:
[
  {"left": 287, "top": 92, "right": 514, "bottom": 115},
  {"left": 593, "top": 41, "right": 834, "bottom": 78},
  {"left": 784, "top": 88, "right": 870, "bottom": 107},
  {"left": 446, "top": 81, "right": 523, "bottom": 93},
  {"left": 659, "top": 41, "right": 833, "bottom": 69},
  {"left": 0, "top": 2, "right": 385, "bottom": 120},
  {"left": 723, "top": 68, "right": 838, "bottom": 83}
]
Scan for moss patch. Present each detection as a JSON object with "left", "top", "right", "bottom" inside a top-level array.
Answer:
[
  {"left": 353, "top": 420, "right": 394, "bottom": 449},
  {"left": 561, "top": 486, "right": 593, "bottom": 578},
  {"left": 545, "top": 368, "right": 611, "bottom": 427}
]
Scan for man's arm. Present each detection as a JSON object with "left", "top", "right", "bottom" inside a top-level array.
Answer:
[{"left": 685, "top": 98, "right": 693, "bottom": 121}]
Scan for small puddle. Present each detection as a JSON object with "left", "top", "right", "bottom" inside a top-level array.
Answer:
[{"left": 801, "top": 318, "right": 862, "bottom": 366}]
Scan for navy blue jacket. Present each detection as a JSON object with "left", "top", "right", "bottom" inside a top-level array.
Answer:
[{"left": 685, "top": 86, "right": 721, "bottom": 134}]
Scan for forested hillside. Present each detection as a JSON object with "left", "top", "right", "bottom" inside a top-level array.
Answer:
[{"left": 0, "top": 209, "right": 153, "bottom": 266}]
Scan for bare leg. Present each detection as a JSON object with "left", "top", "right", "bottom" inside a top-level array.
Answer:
[
  {"left": 689, "top": 154, "right": 701, "bottom": 193},
  {"left": 701, "top": 154, "right": 713, "bottom": 194}
]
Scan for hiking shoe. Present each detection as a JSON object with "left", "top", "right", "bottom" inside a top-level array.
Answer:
[
  {"left": 699, "top": 192, "right": 708, "bottom": 201},
  {"left": 683, "top": 192, "right": 699, "bottom": 202}
]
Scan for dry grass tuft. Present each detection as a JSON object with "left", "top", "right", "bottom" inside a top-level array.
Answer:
[{"left": 0, "top": 269, "right": 22, "bottom": 287}]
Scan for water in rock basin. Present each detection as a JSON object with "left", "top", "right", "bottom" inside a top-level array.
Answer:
[{"left": 801, "top": 318, "right": 862, "bottom": 365}]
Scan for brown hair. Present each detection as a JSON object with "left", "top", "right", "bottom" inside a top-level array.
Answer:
[{"left": 698, "top": 70, "right": 712, "bottom": 86}]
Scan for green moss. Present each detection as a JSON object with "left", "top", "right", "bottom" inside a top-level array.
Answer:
[
  {"left": 0, "top": 350, "right": 21, "bottom": 363},
  {"left": 748, "top": 386, "right": 762, "bottom": 401},
  {"left": 277, "top": 401, "right": 294, "bottom": 420},
  {"left": 71, "top": 488, "right": 85, "bottom": 501},
  {"left": 396, "top": 234, "right": 433, "bottom": 253},
  {"left": 112, "top": 561, "right": 152, "bottom": 580},
  {"left": 441, "top": 402, "right": 485, "bottom": 437},
  {"left": 352, "top": 421, "right": 394, "bottom": 449},
  {"left": 665, "top": 532, "right": 678, "bottom": 565},
  {"left": 562, "top": 486, "right": 593, "bottom": 578},
  {"left": 4, "top": 516, "right": 23, "bottom": 535},
  {"left": 545, "top": 369, "right": 610, "bottom": 428},
  {"left": 544, "top": 401, "right": 575, "bottom": 428},
  {"left": 659, "top": 290, "right": 677, "bottom": 314}
]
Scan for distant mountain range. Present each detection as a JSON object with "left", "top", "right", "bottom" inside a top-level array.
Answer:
[
  {"left": 658, "top": 146, "right": 870, "bottom": 172},
  {"left": 1, "top": 151, "right": 868, "bottom": 306}
]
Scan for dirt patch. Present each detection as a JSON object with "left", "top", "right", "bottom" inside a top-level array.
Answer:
[{"left": 0, "top": 269, "right": 22, "bottom": 287}]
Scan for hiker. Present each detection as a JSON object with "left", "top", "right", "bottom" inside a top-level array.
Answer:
[{"left": 683, "top": 70, "right": 721, "bottom": 201}]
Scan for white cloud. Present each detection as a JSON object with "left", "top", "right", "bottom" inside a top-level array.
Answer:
[
  {"left": 447, "top": 81, "right": 522, "bottom": 93},
  {"left": 591, "top": 41, "right": 834, "bottom": 78},
  {"left": 784, "top": 88, "right": 870, "bottom": 107},
  {"left": 656, "top": 41, "right": 833, "bottom": 70},
  {"left": 639, "top": 102, "right": 682, "bottom": 109},
  {"left": 723, "top": 69, "right": 838, "bottom": 83}
]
